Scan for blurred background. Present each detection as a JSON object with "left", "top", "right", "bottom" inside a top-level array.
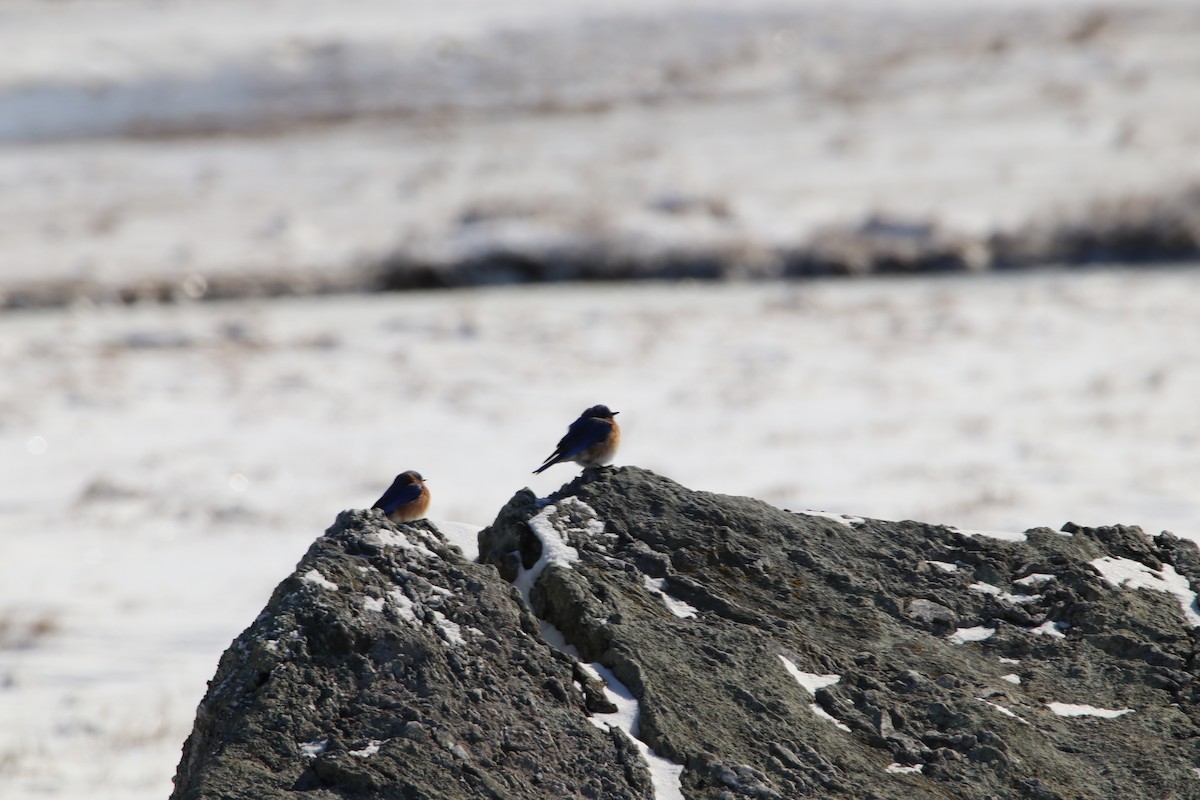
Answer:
[{"left": 2, "top": 0, "right": 1199, "bottom": 797}]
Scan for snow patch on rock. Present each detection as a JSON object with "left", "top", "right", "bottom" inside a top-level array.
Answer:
[
  {"left": 1090, "top": 556, "right": 1200, "bottom": 627},
  {"left": 947, "top": 625, "right": 995, "bottom": 644},
  {"left": 301, "top": 569, "right": 338, "bottom": 591},
  {"left": 1048, "top": 702, "right": 1132, "bottom": 718}
]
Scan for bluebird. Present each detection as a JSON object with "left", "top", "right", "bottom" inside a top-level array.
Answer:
[
  {"left": 533, "top": 405, "right": 620, "bottom": 474},
  {"left": 372, "top": 470, "right": 430, "bottom": 523}
]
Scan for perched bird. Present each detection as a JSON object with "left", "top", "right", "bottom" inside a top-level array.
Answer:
[
  {"left": 533, "top": 404, "right": 621, "bottom": 474},
  {"left": 372, "top": 470, "right": 430, "bottom": 523}
]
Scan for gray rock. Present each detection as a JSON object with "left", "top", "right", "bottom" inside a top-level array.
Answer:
[
  {"left": 170, "top": 509, "right": 652, "bottom": 799},
  {"left": 905, "top": 599, "right": 959, "bottom": 633},
  {"left": 479, "top": 467, "right": 1200, "bottom": 799},
  {"left": 175, "top": 467, "right": 1200, "bottom": 799}
]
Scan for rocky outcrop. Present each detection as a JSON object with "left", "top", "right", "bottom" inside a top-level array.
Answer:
[
  {"left": 174, "top": 467, "right": 1200, "bottom": 799},
  {"left": 170, "top": 512, "right": 652, "bottom": 800}
]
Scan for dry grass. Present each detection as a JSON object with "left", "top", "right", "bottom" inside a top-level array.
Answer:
[
  {"left": 0, "top": 611, "right": 60, "bottom": 650},
  {"left": 3, "top": 187, "right": 1198, "bottom": 312},
  {"left": 992, "top": 185, "right": 1200, "bottom": 268}
]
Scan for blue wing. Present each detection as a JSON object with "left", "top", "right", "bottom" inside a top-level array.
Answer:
[
  {"left": 534, "top": 415, "right": 614, "bottom": 473},
  {"left": 555, "top": 417, "right": 611, "bottom": 459},
  {"left": 372, "top": 479, "right": 424, "bottom": 514}
]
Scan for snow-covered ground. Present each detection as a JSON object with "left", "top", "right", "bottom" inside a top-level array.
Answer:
[
  {"left": 3, "top": 268, "right": 1200, "bottom": 798},
  {"left": 2, "top": 0, "right": 1199, "bottom": 290},
  {"left": 2, "top": 0, "right": 1200, "bottom": 797}
]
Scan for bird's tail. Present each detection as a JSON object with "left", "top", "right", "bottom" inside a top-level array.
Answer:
[{"left": 532, "top": 457, "right": 558, "bottom": 475}]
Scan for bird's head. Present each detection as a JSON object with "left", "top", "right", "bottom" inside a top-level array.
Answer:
[
  {"left": 398, "top": 470, "right": 425, "bottom": 484},
  {"left": 582, "top": 404, "right": 618, "bottom": 419}
]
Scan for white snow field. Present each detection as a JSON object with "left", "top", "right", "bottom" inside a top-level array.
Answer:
[
  {"left": 2, "top": 269, "right": 1200, "bottom": 798},
  {"left": 2, "top": 0, "right": 1199, "bottom": 290},
  {"left": 2, "top": 0, "right": 1200, "bottom": 797}
]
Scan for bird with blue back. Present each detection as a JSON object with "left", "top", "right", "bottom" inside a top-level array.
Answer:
[
  {"left": 372, "top": 470, "right": 430, "bottom": 523},
  {"left": 533, "top": 405, "right": 620, "bottom": 474}
]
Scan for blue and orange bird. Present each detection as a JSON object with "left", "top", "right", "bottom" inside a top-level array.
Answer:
[
  {"left": 533, "top": 405, "right": 621, "bottom": 474},
  {"left": 372, "top": 470, "right": 430, "bottom": 523}
]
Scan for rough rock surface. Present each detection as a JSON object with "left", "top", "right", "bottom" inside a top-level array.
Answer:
[
  {"left": 485, "top": 468, "right": 1200, "bottom": 799},
  {"left": 175, "top": 468, "right": 1200, "bottom": 799},
  {"left": 170, "top": 511, "right": 653, "bottom": 800}
]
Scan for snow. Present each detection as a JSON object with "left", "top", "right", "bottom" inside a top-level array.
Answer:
[
  {"left": 583, "top": 663, "right": 686, "bottom": 800},
  {"left": 301, "top": 569, "right": 339, "bottom": 591},
  {"left": 809, "top": 704, "right": 854, "bottom": 734},
  {"left": 353, "top": 522, "right": 471, "bottom": 644},
  {"left": 533, "top": 619, "right": 579, "bottom": 658},
  {"left": 365, "top": 528, "right": 439, "bottom": 559},
  {"left": 926, "top": 560, "right": 959, "bottom": 573},
  {"left": 1028, "top": 621, "right": 1068, "bottom": 639},
  {"left": 778, "top": 656, "right": 851, "bottom": 732},
  {"left": 430, "top": 610, "right": 466, "bottom": 647},
  {"left": 517, "top": 503, "right": 585, "bottom": 598},
  {"left": 387, "top": 589, "right": 419, "bottom": 626},
  {"left": 349, "top": 740, "right": 382, "bottom": 758},
  {"left": 5, "top": 0, "right": 1199, "bottom": 293},
  {"left": 557, "top": 498, "right": 607, "bottom": 538},
  {"left": 300, "top": 739, "right": 329, "bottom": 759},
  {"left": 979, "top": 699, "right": 1029, "bottom": 725},
  {"left": 3, "top": 270, "right": 1200, "bottom": 798},
  {"left": 362, "top": 596, "right": 385, "bottom": 613},
  {"left": 429, "top": 520, "right": 485, "bottom": 561},
  {"left": 794, "top": 510, "right": 865, "bottom": 527},
  {"left": 777, "top": 656, "right": 840, "bottom": 694},
  {"left": 968, "top": 582, "right": 1042, "bottom": 604},
  {"left": 947, "top": 626, "right": 995, "bottom": 644},
  {"left": 1014, "top": 573, "right": 1056, "bottom": 588},
  {"left": 383, "top": 586, "right": 466, "bottom": 646},
  {"left": 886, "top": 763, "right": 924, "bottom": 774},
  {"left": 1047, "top": 703, "right": 1133, "bottom": 719},
  {"left": 642, "top": 577, "right": 700, "bottom": 619},
  {"left": 513, "top": 500, "right": 608, "bottom": 654},
  {"left": 1001, "top": 674, "right": 1021, "bottom": 685},
  {"left": 1089, "top": 557, "right": 1200, "bottom": 628},
  {"left": 952, "top": 527, "right": 1028, "bottom": 543}
]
